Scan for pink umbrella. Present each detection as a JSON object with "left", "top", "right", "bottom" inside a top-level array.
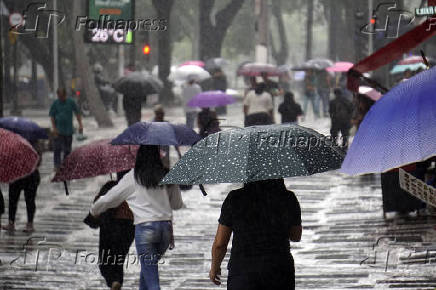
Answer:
[
  {"left": 179, "top": 60, "right": 205, "bottom": 68},
  {"left": 52, "top": 139, "right": 139, "bottom": 182},
  {"left": 237, "top": 62, "right": 284, "bottom": 77},
  {"left": 359, "top": 86, "right": 382, "bottom": 101},
  {"left": 326, "top": 62, "right": 354, "bottom": 72},
  {"left": 0, "top": 129, "right": 39, "bottom": 183}
]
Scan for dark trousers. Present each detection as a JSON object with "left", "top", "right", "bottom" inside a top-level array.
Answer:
[
  {"left": 8, "top": 171, "right": 40, "bottom": 223},
  {"left": 0, "top": 188, "right": 4, "bottom": 216},
  {"left": 244, "top": 112, "right": 273, "bottom": 127},
  {"left": 228, "top": 258, "right": 295, "bottom": 290},
  {"left": 330, "top": 121, "right": 350, "bottom": 147},
  {"left": 99, "top": 218, "right": 135, "bottom": 287},
  {"left": 125, "top": 107, "right": 141, "bottom": 127},
  {"left": 54, "top": 135, "right": 73, "bottom": 169}
]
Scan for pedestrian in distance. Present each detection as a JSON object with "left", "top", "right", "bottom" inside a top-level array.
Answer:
[
  {"left": 209, "top": 178, "right": 302, "bottom": 290},
  {"left": 278, "top": 91, "right": 303, "bottom": 124},
  {"left": 243, "top": 83, "right": 274, "bottom": 127},
  {"left": 329, "top": 88, "right": 353, "bottom": 148},
  {"left": 49, "top": 88, "right": 83, "bottom": 171},
  {"left": 303, "top": 69, "right": 320, "bottom": 120},
  {"left": 90, "top": 145, "right": 184, "bottom": 290},
  {"left": 89, "top": 170, "right": 135, "bottom": 290},
  {"left": 182, "top": 75, "right": 202, "bottom": 129},
  {"left": 197, "top": 107, "right": 221, "bottom": 138},
  {"left": 316, "top": 70, "right": 332, "bottom": 117},
  {"left": 2, "top": 141, "right": 42, "bottom": 233}
]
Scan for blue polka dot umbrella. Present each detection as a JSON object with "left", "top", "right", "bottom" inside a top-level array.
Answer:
[{"left": 160, "top": 124, "right": 344, "bottom": 185}]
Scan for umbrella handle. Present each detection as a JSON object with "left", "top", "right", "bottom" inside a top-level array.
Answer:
[
  {"left": 420, "top": 50, "right": 430, "bottom": 69},
  {"left": 63, "top": 181, "right": 70, "bottom": 196},
  {"left": 199, "top": 184, "right": 207, "bottom": 196}
]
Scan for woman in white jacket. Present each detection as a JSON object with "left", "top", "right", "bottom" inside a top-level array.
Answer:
[{"left": 90, "top": 145, "right": 184, "bottom": 290}]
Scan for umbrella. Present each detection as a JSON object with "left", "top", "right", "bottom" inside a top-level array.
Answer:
[
  {"left": 111, "top": 122, "right": 201, "bottom": 146},
  {"left": 187, "top": 91, "right": 236, "bottom": 108},
  {"left": 390, "top": 63, "right": 427, "bottom": 74},
  {"left": 161, "top": 124, "right": 344, "bottom": 185},
  {"left": 180, "top": 60, "right": 205, "bottom": 67},
  {"left": 52, "top": 139, "right": 138, "bottom": 182},
  {"left": 341, "top": 66, "right": 436, "bottom": 175},
  {"left": 0, "top": 117, "right": 48, "bottom": 141},
  {"left": 169, "top": 65, "right": 210, "bottom": 82},
  {"left": 327, "top": 62, "right": 354, "bottom": 72},
  {"left": 205, "top": 58, "right": 228, "bottom": 71},
  {"left": 237, "top": 63, "right": 284, "bottom": 77},
  {"left": 113, "top": 72, "right": 162, "bottom": 98},
  {"left": 358, "top": 86, "right": 382, "bottom": 101},
  {"left": 292, "top": 58, "right": 334, "bottom": 71},
  {"left": 397, "top": 55, "right": 427, "bottom": 65},
  {"left": 0, "top": 129, "right": 39, "bottom": 183}
]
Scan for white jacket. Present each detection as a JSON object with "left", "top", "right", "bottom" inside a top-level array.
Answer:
[{"left": 90, "top": 169, "right": 184, "bottom": 225}]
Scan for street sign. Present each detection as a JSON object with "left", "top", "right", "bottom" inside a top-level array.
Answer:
[
  {"left": 85, "top": 0, "right": 135, "bottom": 44},
  {"left": 9, "top": 12, "right": 23, "bottom": 27}
]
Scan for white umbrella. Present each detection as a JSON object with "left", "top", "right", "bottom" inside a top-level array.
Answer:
[{"left": 169, "top": 65, "right": 210, "bottom": 82}]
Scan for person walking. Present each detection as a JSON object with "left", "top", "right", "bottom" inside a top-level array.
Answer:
[
  {"left": 123, "top": 93, "right": 144, "bottom": 127},
  {"left": 211, "top": 68, "right": 228, "bottom": 115},
  {"left": 49, "top": 88, "right": 83, "bottom": 170},
  {"left": 209, "top": 178, "right": 302, "bottom": 290},
  {"left": 197, "top": 107, "right": 221, "bottom": 138},
  {"left": 316, "top": 70, "right": 332, "bottom": 117},
  {"left": 329, "top": 88, "right": 353, "bottom": 147},
  {"left": 2, "top": 141, "right": 42, "bottom": 233},
  {"left": 90, "top": 145, "right": 184, "bottom": 290},
  {"left": 278, "top": 92, "right": 303, "bottom": 124},
  {"left": 303, "top": 69, "right": 320, "bottom": 120},
  {"left": 243, "top": 83, "right": 274, "bottom": 127},
  {"left": 91, "top": 171, "right": 135, "bottom": 290},
  {"left": 182, "top": 75, "right": 202, "bottom": 129}
]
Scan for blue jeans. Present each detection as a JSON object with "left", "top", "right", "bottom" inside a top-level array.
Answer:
[
  {"left": 317, "top": 88, "right": 330, "bottom": 116},
  {"left": 303, "top": 92, "right": 320, "bottom": 119},
  {"left": 185, "top": 112, "right": 197, "bottom": 129},
  {"left": 135, "top": 221, "right": 172, "bottom": 290},
  {"left": 53, "top": 135, "right": 73, "bottom": 169}
]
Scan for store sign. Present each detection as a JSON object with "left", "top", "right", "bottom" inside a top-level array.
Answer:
[{"left": 85, "top": 0, "right": 134, "bottom": 44}]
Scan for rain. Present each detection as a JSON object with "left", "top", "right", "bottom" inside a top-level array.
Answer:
[{"left": 1, "top": 0, "right": 436, "bottom": 289}]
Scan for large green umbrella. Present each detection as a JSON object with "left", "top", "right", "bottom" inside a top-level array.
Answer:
[{"left": 161, "top": 124, "right": 344, "bottom": 185}]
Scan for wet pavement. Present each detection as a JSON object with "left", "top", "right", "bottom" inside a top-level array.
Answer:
[{"left": 1, "top": 104, "right": 436, "bottom": 289}]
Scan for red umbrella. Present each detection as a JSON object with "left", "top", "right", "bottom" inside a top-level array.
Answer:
[
  {"left": 52, "top": 139, "right": 138, "bottom": 182},
  {"left": 237, "top": 63, "right": 284, "bottom": 77},
  {"left": 180, "top": 60, "right": 205, "bottom": 67},
  {"left": 0, "top": 129, "right": 39, "bottom": 183}
]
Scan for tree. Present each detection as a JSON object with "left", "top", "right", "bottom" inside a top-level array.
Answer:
[
  {"left": 270, "top": 0, "right": 289, "bottom": 65},
  {"left": 198, "top": 0, "right": 245, "bottom": 60},
  {"left": 306, "top": 0, "right": 314, "bottom": 60},
  {"left": 152, "top": 0, "right": 175, "bottom": 104},
  {"left": 71, "top": 1, "right": 113, "bottom": 128}
]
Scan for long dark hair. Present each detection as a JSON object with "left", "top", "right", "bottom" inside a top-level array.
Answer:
[
  {"left": 254, "top": 83, "right": 266, "bottom": 95},
  {"left": 134, "top": 145, "right": 166, "bottom": 188},
  {"left": 283, "top": 91, "right": 295, "bottom": 105}
]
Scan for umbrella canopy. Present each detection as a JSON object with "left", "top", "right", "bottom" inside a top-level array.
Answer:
[
  {"left": 397, "top": 55, "right": 426, "bottom": 65},
  {"left": 293, "top": 58, "right": 334, "bottom": 71},
  {"left": 113, "top": 72, "right": 162, "bottom": 98},
  {"left": 358, "top": 86, "right": 382, "bottom": 101},
  {"left": 0, "top": 117, "right": 48, "bottom": 141},
  {"left": 111, "top": 122, "right": 201, "bottom": 146},
  {"left": 327, "top": 62, "right": 354, "bottom": 72},
  {"left": 390, "top": 63, "right": 427, "bottom": 74},
  {"left": 187, "top": 91, "right": 236, "bottom": 108},
  {"left": 0, "top": 129, "right": 39, "bottom": 183},
  {"left": 341, "top": 67, "right": 436, "bottom": 175},
  {"left": 205, "top": 58, "right": 228, "bottom": 71},
  {"left": 52, "top": 139, "right": 138, "bottom": 182},
  {"left": 161, "top": 124, "right": 344, "bottom": 185},
  {"left": 169, "top": 65, "right": 210, "bottom": 82},
  {"left": 237, "top": 63, "right": 284, "bottom": 77},
  {"left": 180, "top": 60, "right": 205, "bottom": 67}
]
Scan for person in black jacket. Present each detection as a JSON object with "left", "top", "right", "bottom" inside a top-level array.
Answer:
[
  {"left": 278, "top": 92, "right": 303, "bottom": 124},
  {"left": 329, "top": 88, "right": 353, "bottom": 147}
]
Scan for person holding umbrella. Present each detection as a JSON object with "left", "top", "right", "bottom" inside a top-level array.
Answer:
[
  {"left": 89, "top": 145, "right": 184, "bottom": 290},
  {"left": 243, "top": 83, "right": 274, "bottom": 127},
  {"left": 303, "top": 69, "right": 320, "bottom": 120},
  {"left": 182, "top": 75, "right": 202, "bottom": 129},
  {"left": 49, "top": 88, "right": 83, "bottom": 171}
]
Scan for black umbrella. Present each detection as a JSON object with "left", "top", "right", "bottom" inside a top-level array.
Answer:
[{"left": 113, "top": 72, "right": 162, "bottom": 97}]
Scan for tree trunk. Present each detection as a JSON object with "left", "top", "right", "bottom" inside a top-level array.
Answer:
[
  {"left": 328, "top": 0, "right": 338, "bottom": 60},
  {"left": 306, "top": 0, "right": 314, "bottom": 60},
  {"left": 152, "top": 0, "right": 175, "bottom": 104},
  {"left": 199, "top": 0, "right": 245, "bottom": 61},
  {"left": 270, "top": 0, "right": 289, "bottom": 65},
  {"left": 71, "top": 1, "right": 113, "bottom": 128}
]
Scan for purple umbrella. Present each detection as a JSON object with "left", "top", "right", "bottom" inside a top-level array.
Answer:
[
  {"left": 187, "top": 91, "right": 236, "bottom": 108},
  {"left": 0, "top": 117, "right": 48, "bottom": 141}
]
